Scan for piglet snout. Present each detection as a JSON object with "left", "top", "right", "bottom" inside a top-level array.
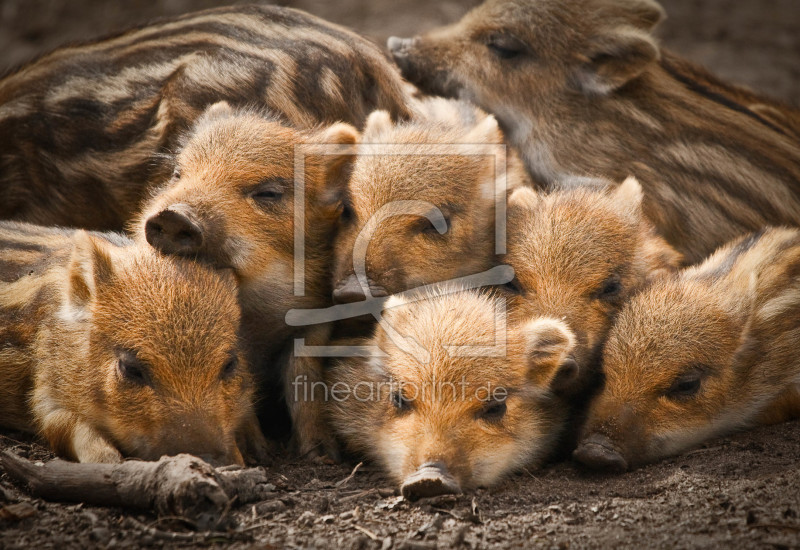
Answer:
[
  {"left": 401, "top": 461, "right": 461, "bottom": 500},
  {"left": 145, "top": 204, "right": 203, "bottom": 257},
  {"left": 573, "top": 433, "right": 628, "bottom": 473}
]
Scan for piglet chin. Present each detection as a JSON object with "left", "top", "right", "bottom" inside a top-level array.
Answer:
[{"left": 401, "top": 462, "right": 462, "bottom": 500}]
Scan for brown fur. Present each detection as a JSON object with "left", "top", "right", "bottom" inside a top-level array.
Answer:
[
  {"left": 389, "top": 0, "right": 800, "bottom": 263},
  {"left": 327, "top": 289, "right": 575, "bottom": 491},
  {"left": 332, "top": 98, "right": 531, "bottom": 303},
  {"left": 503, "top": 177, "right": 682, "bottom": 394},
  {"left": 579, "top": 227, "right": 800, "bottom": 470},
  {"left": 135, "top": 102, "right": 358, "bottom": 456},
  {"left": 0, "top": 4, "right": 412, "bottom": 231},
  {"left": 0, "top": 221, "right": 265, "bottom": 464}
]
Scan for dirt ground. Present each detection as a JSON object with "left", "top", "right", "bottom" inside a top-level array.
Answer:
[
  {"left": 2, "top": 421, "right": 799, "bottom": 548},
  {"left": 1, "top": 0, "right": 799, "bottom": 548}
]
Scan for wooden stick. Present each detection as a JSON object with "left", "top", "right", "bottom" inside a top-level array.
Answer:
[{"left": 0, "top": 451, "right": 274, "bottom": 530}]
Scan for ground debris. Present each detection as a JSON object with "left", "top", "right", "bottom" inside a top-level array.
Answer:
[{"left": 0, "top": 501, "right": 37, "bottom": 521}]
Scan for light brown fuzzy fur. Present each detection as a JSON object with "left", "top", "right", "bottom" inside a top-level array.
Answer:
[
  {"left": 0, "top": 221, "right": 264, "bottom": 464},
  {"left": 328, "top": 289, "right": 576, "bottom": 491},
  {"left": 332, "top": 98, "right": 531, "bottom": 299},
  {"left": 581, "top": 227, "right": 800, "bottom": 469},
  {"left": 134, "top": 102, "right": 358, "bottom": 456},
  {"left": 503, "top": 177, "right": 682, "bottom": 393}
]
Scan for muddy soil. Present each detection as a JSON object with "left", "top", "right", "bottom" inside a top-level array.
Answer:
[{"left": 1, "top": 0, "right": 799, "bottom": 548}]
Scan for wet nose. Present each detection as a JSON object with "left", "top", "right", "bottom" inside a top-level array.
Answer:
[
  {"left": 332, "top": 273, "right": 388, "bottom": 304},
  {"left": 145, "top": 205, "right": 203, "bottom": 256},
  {"left": 401, "top": 461, "right": 462, "bottom": 500},
  {"left": 551, "top": 356, "right": 580, "bottom": 392},
  {"left": 387, "top": 36, "right": 417, "bottom": 56},
  {"left": 573, "top": 433, "right": 628, "bottom": 473}
]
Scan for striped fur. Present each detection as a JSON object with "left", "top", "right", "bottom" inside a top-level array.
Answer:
[
  {"left": 0, "top": 4, "right": 412, "bottom": 231},
  {"left": 578, "top": 227, "right": 800, "bottom": 470},
  {"left": 0, "top": 221, "right": 267, "bottom": 464},
  {"left": 389, "top": 0, "right": 800, "bottom": 263}
]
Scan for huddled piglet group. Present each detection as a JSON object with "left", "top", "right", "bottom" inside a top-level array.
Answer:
[{"left": 1, "top": 0, "right": 799, "bottom": 499}]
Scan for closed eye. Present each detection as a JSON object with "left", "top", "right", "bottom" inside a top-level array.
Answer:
[
  {"left": 665, "top": 367, "right": 706, "bottom": 400},
  {"left": 477, "top": 399, "right": 507, "bottom": 423},
  {"left": 596, "top": 273, "right": 623, "bottom": 301},
  {"left": 392, "top": 391, "right": 413, "bottom": 414},
  {"left": 486, "top": 34, "right": 527, "bottom": 60},
  {"left": 414, "top": 214, "right": 451, "bottom": 236},
  {"left": 250, "top": 178, "right": 290, "bottom": 205},
  {"left": 339, "top": 200, "right": 355, "bottom": 224},
  {"left": 502, "top": 275, "right": 523, "bottom": 295},
  {"left": 220, "top": 353, "right": 238, "bottom": 380}
]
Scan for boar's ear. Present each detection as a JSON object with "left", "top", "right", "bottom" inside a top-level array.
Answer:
[
  {"left": 609, "top": 176, "right": 644, "bottom": 220},
  {"left": 362, "top": 110, "right": 394, "bottom": 142},
  {"left": 729, "top": 273, "right": 760, "bottom": 366},
  {"left": 312, "top": 122, "right": 359, "bottom": 197},
  {"left": 197, "top": 101, "right": 236, "bottom": 126},
  {"left": 64, "top": 231, "right": 116, "bottom": 317},
  {"left": 522, "top": 318, "right": 579, "bottom": 393},
  {"left": 508, "top": 186, "right": 540, "bottom": 211},
  {"left": 383, "top": 294, "right": 408, "bottom": 311},
  {"left": 461, "top": 115, "right": 503, "bottom": 145},
  {"left": 575, "top": 21, "right": 661, "bottom": 95}
]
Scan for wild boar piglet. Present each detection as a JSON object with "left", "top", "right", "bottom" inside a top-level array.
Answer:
[
  {"left": 575, "top": 227, "right": 800, "bottom": 472},
  {"left": 502, "top": 177, "right": 681, "bottom": 397},
  {"left": 0, "top": 221, "right": 265, "bottom": 465},
  {"left": 137, "top": 101, "right": 360, "bottom": 456},
  {"left": 332, "top": 97, "right": 531, "bottom": 306},
  {"left": 0, "top": 4, "right": 412, "bottom": 230},
  {"left": 329, "top": 288, "right": 584, "bottom": 498},
  {"left": 389, "top": 0, "right": 800, "bottom": 262}
]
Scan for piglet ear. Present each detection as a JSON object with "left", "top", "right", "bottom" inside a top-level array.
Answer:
[
  {"left": 461, "top": 115, "right": 503, "bottom": 145},
  {"left": 729, "top": 272, "right": 760, "bottom": 368},
  {"left": 362, "top": 110, "right": 394, "bottom": 142},
  {"left": 574, "top": 0, "right": 663, "bottom": 95},
  {"left": 508, "top": 186, "right": 540, "bottom": 211},
  {"left": 198, "top": 100, "right": 236, "bottom": 125},
  {"left": 522, "top": 318, "right": 579, "bottom": 393},
  {"left": 608, "top": 175, "right": 644, "bottom": 221},
  {"left": 64, "top": 231, "right": 116, "bottom": 317},
  {"left": 312, "top": 122, "right": 360, "bottom": 199}
]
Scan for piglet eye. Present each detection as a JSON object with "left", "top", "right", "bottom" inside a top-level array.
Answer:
[
  {"left": 252, "top": 188, "right": 283, "bottom": 202},
  {"left": 666, "top": 368, "right": 705, "bottom": 399},
  {"left": 416, "top": 213, "right": 451, "bottom": 236},
  {"left": 251, "top": 178, "right": 288, "bottom": 204},
  {"left": 478, "top": 399, "right": 507, "bottom": 423},
  {"left": 221, "top": 355, "right": 238, "bottom": 380},
  {"left": 392, "top": 391, "right": 412, "bottom": 413},
  {"left": 596, "top": 274, "right": 623, "bottom": 301},
  {"left": 487, "top": 34, "right": 526, "bottom": 60},
  {"left": 502, "top": 276, "right": 523, "bottom": 295},
  {"left": 117, "top": 352, "right": 150, "bottom": 386}
]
